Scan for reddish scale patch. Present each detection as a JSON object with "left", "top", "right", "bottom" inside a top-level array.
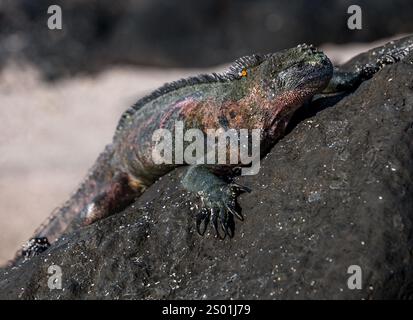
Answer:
[
  {"left": 179, "top": 98, "right": 220, "bottom": 130},
  {"left": 159, "top": 99, "right": 195, "bottom": 129},
  {"left": 265, "top": 89, "right": 315, "bottom": 139},
  {"left": 182, "top": 96, "right": 261, "bottom": 132},
  {"left": 176, "top": 86, "right": 306, "bottom": 135},
  {"left": 122, "top": 111, "right": 161, "bottom": 168}
]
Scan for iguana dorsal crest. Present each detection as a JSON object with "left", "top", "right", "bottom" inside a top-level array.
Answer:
[{"left": 115, "top": 54, "right": 266, "bottom": 132}]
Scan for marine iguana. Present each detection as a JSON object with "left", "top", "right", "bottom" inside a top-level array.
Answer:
[{"left": 16, "top": 35, "right": 413, "bottom": 263}]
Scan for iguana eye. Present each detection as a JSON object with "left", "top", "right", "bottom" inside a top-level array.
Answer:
[{"left": 239, "top": 69, "right": 248, "bottom": 78}]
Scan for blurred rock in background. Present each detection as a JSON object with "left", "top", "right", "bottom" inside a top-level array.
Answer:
[{"left": 1, "top": 0, "right": 413, "bottom": 79}]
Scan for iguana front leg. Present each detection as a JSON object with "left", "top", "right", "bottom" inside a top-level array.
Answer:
[
  {"left": 323, "top": 63, "right": 382, "bottom": 93},
  {"left": 182, "top": 165, "right": 250, "bottom": 238},
  {"left": 324, "top": 35, "right": 413, "bottom": 93},
  {"left": 323, "top": 68, "right": 363, "bottom": 93}
]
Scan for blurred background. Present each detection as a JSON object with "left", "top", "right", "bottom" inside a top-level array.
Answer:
[{"left": 1, "top": 0, "right": 413, "bottom": 265}]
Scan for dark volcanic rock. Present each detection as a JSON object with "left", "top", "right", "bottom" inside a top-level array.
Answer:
[
  {"left": 1, "top": 0, "right": 413, "bottom": 79},
  {"left": 2, "top": 55, "right": 413, "bottom": 300}
]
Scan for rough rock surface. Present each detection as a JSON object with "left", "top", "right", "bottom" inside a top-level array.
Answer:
[{"left": 2, "top": 54, "right": 413, "bottom": 299}]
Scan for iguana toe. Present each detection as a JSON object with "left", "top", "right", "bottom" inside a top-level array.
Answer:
[{"left": 196, "top": 208, "right": 210, "bottom": 236}]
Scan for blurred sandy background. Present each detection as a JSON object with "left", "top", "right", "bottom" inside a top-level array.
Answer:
[
  {"left": 0, "top": 64, "right": 201, "bottom": 264},
  {"left": 1, "top": 0, "right": 413, "bottom": 265}
]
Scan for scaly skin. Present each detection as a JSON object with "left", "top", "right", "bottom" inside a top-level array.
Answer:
[
  {"left": 15, "top": 36, "right": 413, "bottom": 264},
  {"left": 325, "top": 35, "right": 413, "bottom": 93}
]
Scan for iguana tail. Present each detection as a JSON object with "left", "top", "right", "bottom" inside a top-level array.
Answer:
[{"left": 11, "top": 144, "right": 145, "bottom": 265}]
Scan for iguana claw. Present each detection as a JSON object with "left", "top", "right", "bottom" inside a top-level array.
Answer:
[
  {"left": 230, "top": 182, "right": 252, "bottom": 194},
  {"left": 196, "top": 208, "right": 210, "bottom": 235}
]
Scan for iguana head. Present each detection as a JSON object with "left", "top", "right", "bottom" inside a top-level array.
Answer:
[
  {"left": 223, "top": 44, "right": 333, "bottom": 139},
  {"left": 257, "top": 44, "right": 333, "bottom": 96}
]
